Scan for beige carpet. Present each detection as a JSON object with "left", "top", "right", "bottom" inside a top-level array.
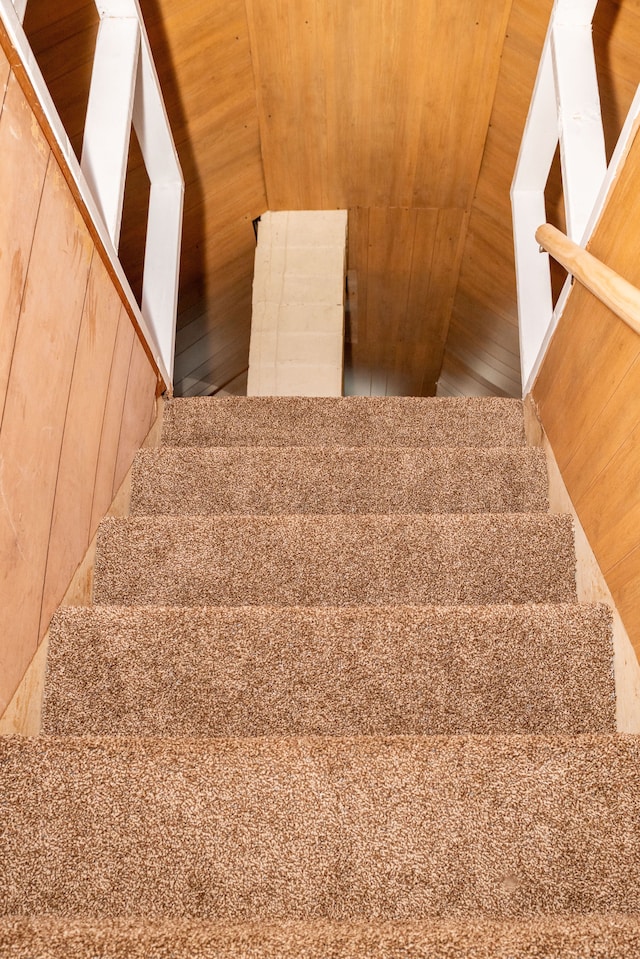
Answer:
[
  {"left": 4, "top": 915, "right": 640, "bottom": 958},
  {"left": 1, "top": 396, "right": 631, "bottom": 957},
  {"left": 162, "top": 396, "right": 527, "bottom": 447},
  {"left": 130, "top": 446, "right": 548, "bottom": 515},
  {"left": 44, "top": 604, "right": 613, "bottom": 737}
]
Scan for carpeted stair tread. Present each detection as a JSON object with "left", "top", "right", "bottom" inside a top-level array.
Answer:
[
  {"left": 4, "top": 915, "right": 640, "bottom": 959},
  {"left": 162, "top": 396, "right": 527, "bottom": 447},
  {"left": 43, "top": 604, "right": 613, "bottom": 737},
  {"left": 93, "top": 513, "right": 576, "bottom": 607},
  {"left": 130, "top": 446, "right": 548, "bottom": 515},
  {"left": 2, "top": 734, "right": 640, "bottom": 920}
]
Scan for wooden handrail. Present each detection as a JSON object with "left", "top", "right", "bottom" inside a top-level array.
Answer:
[{"left": 536, "top": 223, "right": 640, "bottom": 338}]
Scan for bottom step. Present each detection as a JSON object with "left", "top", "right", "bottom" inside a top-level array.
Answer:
[{"left": 2, "top": 915, "right": 640, "bottom": 958}]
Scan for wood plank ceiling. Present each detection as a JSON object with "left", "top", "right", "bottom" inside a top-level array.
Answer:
[{"left": 20, "top": 0, "right": 640, "bottom": 397}]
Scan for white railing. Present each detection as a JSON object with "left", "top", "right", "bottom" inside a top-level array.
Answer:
[
  {"left": 511, "top": 0, "right": 640, "bottom": 394},
  {"left": 1, "top": 0, "right": 183, "bottom": 388}
]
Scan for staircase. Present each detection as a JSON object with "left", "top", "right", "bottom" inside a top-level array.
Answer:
[{"left": 2, "top": 395, "right": 639, "bottom": 957}]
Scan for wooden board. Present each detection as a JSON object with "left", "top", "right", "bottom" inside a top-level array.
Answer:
[
  {"left": 90, "top": 307, "right": 135, "bottom": 530},
  {"left": 113, "top": 335, "right": 158, "bottom": 493},
  {"left": 0, "top": 53, "right": 166, "bottom": 716},
  {"left": 346, "top": 207, "right": 467, "bottom": 395},
  {"left": 23, "top": 0, "right": 100, "bottom": 157},
  {"left": 0, "top": 39, "right": 9, "bottom": 100},
  {"left": 246, "top": 0, "right": 512, "bottom": 211},
  {"left": 40, "top": 252, "right": 121, "bottom": 634},
  {"left": 0, "top": 74, "right": 49, "bottom": 425},
  {"left": 0, "top": 158, "right": 93, "bottom": 713},
  {"left": 533, "top": 126, "right": 640, "bottom": 657}
]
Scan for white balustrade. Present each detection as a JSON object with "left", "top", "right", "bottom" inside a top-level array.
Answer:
[{"left": 2, "top": 0, "right": 183, "bottom": 388}]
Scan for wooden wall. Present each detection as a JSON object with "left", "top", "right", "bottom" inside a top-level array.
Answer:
[
  {"left": 137, "top": 0, "right": 267, "bottom": 394},
  {"left": 438, "top": 0, "right": 640, "bottom": 397},
  {"left": 0, "top": 45, "right": 159, "bottom": 716},
  {"left": 19, "top": 0, "right": 640, "bottom": 398},
  {"left": 246, "top": 0, "right": 513, "bottom": 396},
  {"left": 533, "top": 122, "right": 640, "bottom": 656}
]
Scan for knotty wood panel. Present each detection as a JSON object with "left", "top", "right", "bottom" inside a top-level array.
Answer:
[
  {"left": 0, "top": 58, "right": 161, "bottom": 715},
  {"left": 533, "top": 124, "right": 640, "bottom": 655},
  {"left": 40, "top": 253, "right": 121, "bottom": 634}
]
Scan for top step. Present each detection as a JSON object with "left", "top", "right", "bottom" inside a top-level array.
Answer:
[{"left": 163, "top": 397, "right": 527, "bottom": 447}]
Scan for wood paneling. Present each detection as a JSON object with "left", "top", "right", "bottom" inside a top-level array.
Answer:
[
  {"left": 246, "top": 0, "right": 511, "bottom": 210},
  {"left": 0, "top": 60, "right": 159, "bottom": 716},
  {"left": 41, "top": 253, "right": 121, "bottom": 633},
  {"left": 113, "top": 335, "right": 158, "bottom": 493},
  {"left": 533, "top": 124, "right": 640, "bottom": 655},
  {"left": 0, "top": 73, "right": 49, "bottom": 421},
  {"left": 21, "top": 0, "right": 267, "bottom": 396},
  {"left": 138, "top": 0, "right": 267, "bottom": 391},
  {"left": 90, "top": 310, "right": 135, "bottom": 530},
  {"left": 246, "top": 0, "right": 511, "bottom": 394},
  {"left": 23, "top": 0, "right": 99, "bottom": 158},
  {"left": 440, "top": 0, "right": 640, "bottom": 397},
  {"left": 0, "top": 41, "right": 9, "bottom": 98},
  {"left": 0, "top": 156, "right": 93, "bottom": 713},
  {"left": 438, "top": 0, "right": 554, "bottom": 396},
  {"left": 347, "top": 207, "right": 467, "bottom": 395}
]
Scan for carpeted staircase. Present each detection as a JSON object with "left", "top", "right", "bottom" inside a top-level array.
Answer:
[{"left": 2, "top": 395, "right": 638, "bottom": 957}]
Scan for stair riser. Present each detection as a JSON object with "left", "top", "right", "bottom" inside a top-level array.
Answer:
[
  {"left": 94, "top": 514, "right": 576, "bottom": 607},
  {"left": 4, "top": 915, "right": 640, "bottom": 959},
  {"left": 43, "top": 605, "right": 613, "bottom": 737},
  {"left": 163, "top": 397, "right": 527, "bottom": 447},
  {"left": 130, "top": 447, "right": 549, "bottom": 515},
  {"left": 2, "top": 736, "right": 639, "bottom": 920}
]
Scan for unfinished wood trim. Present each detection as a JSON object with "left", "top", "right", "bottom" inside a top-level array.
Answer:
[
  {"left": 536, "top": 222, "right": 640, "bottom": 338},
  {"left": 0, "top": 16, "right": 167, "bottom": 393}
]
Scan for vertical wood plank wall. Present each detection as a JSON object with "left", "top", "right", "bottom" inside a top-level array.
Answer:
[
  {"left": 533, "top": 126, "right": 640, "bottom": 656},
  {"left": 245, "top": 0, "right": 513, "bottom": 396},
  {"left": 0, "top": 47, "right": 159, "bottom": 715}
]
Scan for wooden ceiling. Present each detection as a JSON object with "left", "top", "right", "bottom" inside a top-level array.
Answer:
[{"left": 20, "top": 0, "right": 640, "bottom": 397}]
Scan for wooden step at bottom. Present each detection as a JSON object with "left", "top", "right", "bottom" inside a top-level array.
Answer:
[
  {"left": 130, "top": 446, "right": 549, "bottom": 516},
  {"left": 93, "top": 514, "right": 577, "bottom": 607},
  {"left": 162, "top": 396, "right": 528, "bottom": 448},
  {"left": 43, "top": 604, "right": 614, "bottom": 738},
  {"left": 2, "top": 735, "right": 640, "bottom": 921},
  {"left": 3, "top": 914, "right": 640, "bottom": 958}
]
